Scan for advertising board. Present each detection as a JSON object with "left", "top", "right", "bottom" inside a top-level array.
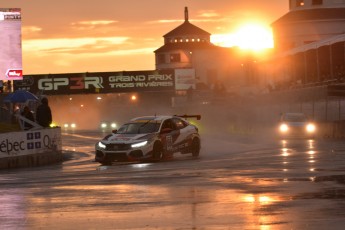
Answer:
[
  {"left": 175, "top": 69, "right": 196, "bottom": 90},
  {"left": 0, "top": 8, "right": 22, "bottom": 80},
  {"left": 0, "top": 128, "right": 62, "bottom": 158},
  {"left": 14, "top": 70, "right": 175, "bottom": 95}
]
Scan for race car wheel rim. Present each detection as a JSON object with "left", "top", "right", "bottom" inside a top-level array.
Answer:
[{"left": 191, "top": 138, "right": 200, "bottom": 157}]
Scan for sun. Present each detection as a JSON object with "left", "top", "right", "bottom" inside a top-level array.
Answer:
[
  {"left": 211, "top": 23, "right": 274, "bottom": 51},
  {"left": 235, "top": 23, "right": 274, "bottom": 50}
]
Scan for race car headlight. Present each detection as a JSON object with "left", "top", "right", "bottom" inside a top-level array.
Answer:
[
  {"left": 131, "top": 141, "right": 148, "bottom": 148},
  {"left": 306, "top": 123, "right": 316, "bottom": 133},
  {"left": 97, "top": 142, "right": 106, "bottom": 149},
  {"left": 280, "top": 124, "right": 289, "bottom": 132},
  {"left": 101, "top": 123, "right": 107, "bottom": 128}
]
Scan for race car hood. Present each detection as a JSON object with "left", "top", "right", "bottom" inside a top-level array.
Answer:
[{"left": 102, "top": 133, "right": 155, "bottom": 144}]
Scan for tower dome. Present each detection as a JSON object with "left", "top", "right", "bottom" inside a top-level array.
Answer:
[
  {"left": 162, "top": 7, "right": 211, "bottom": 45},
  {"left": 154, "top": 7, "right": 216, "bottom": 70}
]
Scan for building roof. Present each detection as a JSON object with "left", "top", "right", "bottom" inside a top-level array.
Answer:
[
  {"left": 275, "top": 33, "right": 345, "bottom": 58},
  {"left": 154, "top": 42, "right": 218, "bottom": 53},
  {"left": 163, "top": 21, "right": 211, "bottom": 38},
  {"left": 163, "top": 7, "right": 210, "bottom": 38},
  {"left": 272, "top": 8, "right": 345, "bottom": 26}
]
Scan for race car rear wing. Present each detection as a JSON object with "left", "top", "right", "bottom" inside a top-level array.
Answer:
[{"left": 174, "top": 114, "right": 201, "bottom": 120}]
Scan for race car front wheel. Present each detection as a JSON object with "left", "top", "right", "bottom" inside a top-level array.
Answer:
[
  {"left": 191, "top": 138, "right": 200, "bottom": 157},
  {"left": 152, "top": 142, "right": 163, "bottom": 160}
]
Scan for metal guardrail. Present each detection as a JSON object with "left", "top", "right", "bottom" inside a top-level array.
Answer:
[{"left": 16, "top": 114, "right": 42, "bottom": 130}]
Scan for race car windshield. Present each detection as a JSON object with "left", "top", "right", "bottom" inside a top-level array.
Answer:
[
  {"left": 117, "top": 122, "right": 160, "bottom": 134},
  {"left": 283, "top": 115, "right": 307, "bottom": 122}
]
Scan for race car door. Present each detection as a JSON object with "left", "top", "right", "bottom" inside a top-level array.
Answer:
[
  {"left": 161, "top": 119, "right": 179, "bottom": 154},
  {"left": 171, "top": 117, "right": 191, "bottom": 152}
]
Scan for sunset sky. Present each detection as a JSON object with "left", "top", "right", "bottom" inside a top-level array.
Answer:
[{"left": 0, "top": 0, "right": 288, "bottom": 75}]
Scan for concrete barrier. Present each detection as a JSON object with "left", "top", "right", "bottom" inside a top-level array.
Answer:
[
  {"left": 0, "top": 127, "right": 62, "bottom": 169},
  {"left": 322, "top": 120, "right": 345, "bottom": 139}
]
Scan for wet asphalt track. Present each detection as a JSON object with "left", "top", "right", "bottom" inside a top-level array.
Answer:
[{"left": 1, "top": 130, "right": 345, "bottom": 229}]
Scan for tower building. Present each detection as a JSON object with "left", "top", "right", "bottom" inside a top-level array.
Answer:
[
  {"left": 272, "top": 0, "right": 345, "bottom": 52},
  {"left": 155, "top": 7, "right": 242, "bottom": 90}
]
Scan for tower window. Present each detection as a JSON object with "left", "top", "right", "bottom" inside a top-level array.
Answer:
[
  {"left": 165, "top": 38, "right": 174, "bottom": 44},
  {"left": 170, "top": 53, "right": 181, "bottom": 63},
  {"left": 312, "top": 0, "right": 322, "bottom": 5},
  {"left": 296, "top": 0, "right": 304, "bottom": 6}
]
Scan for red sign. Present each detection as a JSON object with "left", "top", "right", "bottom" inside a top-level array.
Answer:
[{"left": 6, "top": 69, "right": 23, "bottom": 79}]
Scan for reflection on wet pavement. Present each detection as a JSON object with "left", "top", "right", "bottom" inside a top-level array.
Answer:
[{"left": 1, "top": 133, "right": 345, "bottom": 229}]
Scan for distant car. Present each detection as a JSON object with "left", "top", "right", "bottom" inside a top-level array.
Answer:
[
  {"left": 63, "top": 122, "right": 77, "bottom": 130},
  {"left": 95, "top": 115, "right": 201, "bottom": 164},
  {"left": 100, "top": 121, "right": 117, "bottom": 131},
  {"left": 278, "top": 112, "right": 316, "bottom": 138}
]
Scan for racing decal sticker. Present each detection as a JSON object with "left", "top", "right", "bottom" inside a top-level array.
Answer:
[
  {"left": 166, "top": 135, "right": 173, "bottom": 151},
  {"left": 164, "top": 130, "right": 181, "bottom": 152}
]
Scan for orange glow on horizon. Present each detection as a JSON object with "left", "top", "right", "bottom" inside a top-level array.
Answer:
[{"left": 17, "top": 1, "right": 288, "bottom": 74}]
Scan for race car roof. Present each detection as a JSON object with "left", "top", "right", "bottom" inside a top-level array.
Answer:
[
  {"left": 131, "top": 115, "right": 201, "bottom": 122},
  {"left": 131, "top": 116, "right": 173, "bottom": 122}
]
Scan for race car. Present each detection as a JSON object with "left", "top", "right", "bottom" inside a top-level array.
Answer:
[
  {"left": 278, "top": 112, "right": 316, "bottom": 138},
  {"left": 100, "top": 121, "right": 117, "bottom": 132},
  {"left": 95, "top": 115, "right": 201, "bottom": 164}
]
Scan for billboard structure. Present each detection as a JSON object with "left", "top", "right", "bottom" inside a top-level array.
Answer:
[
  {"left": 14, "top": 70, "right": 175, "bottom": 95},
  {"left": 174, "top": 69, "right": 196, "bottom": 90},
  {"left": 0, "top": 8, "right": 22, "bottom": 81}
]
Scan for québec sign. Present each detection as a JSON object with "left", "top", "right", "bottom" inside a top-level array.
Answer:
[{"left": 6, "top": 69, "right": 23, "bottom": 80}]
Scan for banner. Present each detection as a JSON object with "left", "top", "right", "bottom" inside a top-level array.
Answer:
[
  {"left": 14, "top": 70, "right": 175, "bottom": 95},
  {"left": 175, "top": 69, "right": 196, "bottom": 90},
  {"left": 0, "top": 128, "right": 62, "bottom": 158}
]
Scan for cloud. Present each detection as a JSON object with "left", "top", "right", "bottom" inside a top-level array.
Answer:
[
  {"left": 72, "top": 20, "right": 118, "bottom": 26},
  {"left": 22, "top": 46, "right": 155, "bottom": 73},
  {"left": 70, "top": 20, "right": 118, "bottom": 30},
  {"left": 23, "top": 37, "right": 129, "bottom": 54},
  {"left": 105, "top": 47, "right": 155, "bottom": 56},
  {"left": 22, "top": 36, "right": 156, "bottom": 58},
  {"left": 149, "top": 17, "right": 227, "bottom": 24},
  {"left": 148, "top": 10, "right": 230, "bottom": 25},
  {"left": 197, "top": 10, "right": 221, "bottom": 18},
  {"left": 150, "top": 19, "right": 183, "bottom": 24},
  {"left": 22, "top": 26, "right": 42, "bottom": 34}
]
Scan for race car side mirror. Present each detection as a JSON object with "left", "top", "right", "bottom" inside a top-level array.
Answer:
[
  {"left": 112, "top": 129, "right": 118, "bottom": 134},
  {"left": 160, "top": 128, "right": 172, "bottom": 134}
]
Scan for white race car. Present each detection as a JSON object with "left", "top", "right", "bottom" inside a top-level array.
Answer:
[
  {"left": 278, "top": 112, "right": 316, "bottom": 138},
  {"left": 95, "top": 115, "right": 201, "bottom": 164}
]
